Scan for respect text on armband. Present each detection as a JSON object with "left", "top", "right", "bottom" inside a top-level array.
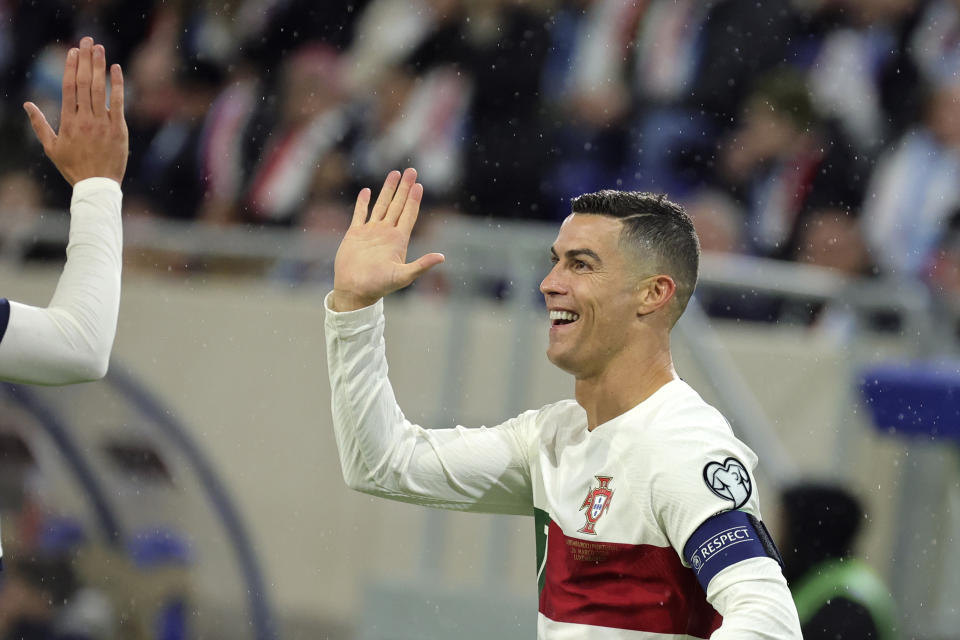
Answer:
[{"left": 689, "top": 525, "right": 754, "bottom": 574}]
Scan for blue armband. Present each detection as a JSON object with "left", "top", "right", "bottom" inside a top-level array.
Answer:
[{"left": 683, "top": 509, "right": 783, "bottom": 591}]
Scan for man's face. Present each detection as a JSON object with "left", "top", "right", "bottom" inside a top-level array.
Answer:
[{"left": 540, "top": 214, "right": 645, "bottom": 378}]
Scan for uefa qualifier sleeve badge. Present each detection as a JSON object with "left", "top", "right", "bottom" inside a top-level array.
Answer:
[{"left": 703, "top": 458, "right": 752, "bottom": 509}]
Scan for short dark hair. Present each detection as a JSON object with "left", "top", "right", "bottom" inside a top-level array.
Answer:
[{"left": 570, "top": 190, "right": 700, "bottom": 322}]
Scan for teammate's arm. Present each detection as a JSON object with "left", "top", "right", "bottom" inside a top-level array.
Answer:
[
  {"left": 0, "top": 37, "right": 127, "bottom": 385},
  {"left": 325, "top": 169, "right": 535, "bottom": 514}
]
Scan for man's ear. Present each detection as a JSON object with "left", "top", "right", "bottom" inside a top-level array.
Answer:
[{"left": 636, "top": 274, "right": 677, "bottom": 317}]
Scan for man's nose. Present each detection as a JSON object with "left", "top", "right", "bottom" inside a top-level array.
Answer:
[{"left": 540, "top": 265, "right": 564, "bottom": 296}]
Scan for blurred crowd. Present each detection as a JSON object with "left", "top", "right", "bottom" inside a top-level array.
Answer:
[
  {"left": 2, "top": 0, "right": 960, "bottom": 304},
  {"left": 0, "top": 477, "right": 192, "bottom": 640}
]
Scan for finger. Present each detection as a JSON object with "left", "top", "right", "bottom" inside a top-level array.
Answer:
[
  {"left": 108, "top": 64, "right": 124, "bottom": 117},
  {"left": 23, "top": 102, "right": 57, "bottom": 151},
  {"left": 384, "top": 167, "right": 417, "bottom": 225},
  {"left": 398, "top": 252, "right": 446, "bottom": 287},
  {"left": 91, "top": 44, "right": 107, "bottom": 117},
  {"left": 397, "top": 182, "right": 424, "bottom": 235},
  {"left": 60, "top": 48, "right": 79, "bottom": 122},
  {"left": 370, "top": 170, "right": 401, "bottom": 221},
  {"left": 76, "top": 37, "right": 94, "bottom": 115},
  {"left": 351, "top": 188, "right": 371, "bottom": 228}
]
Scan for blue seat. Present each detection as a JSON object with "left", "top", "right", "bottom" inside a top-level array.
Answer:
[
  {"left": 860, "top": 361, "right": 960, "bottom": 442},
  {"left": 127, "top": 528, "right": 192, "bottom": 570}
]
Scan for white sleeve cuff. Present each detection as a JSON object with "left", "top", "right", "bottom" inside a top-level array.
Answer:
[
  {"left": 323, "top": 291, "right": 384, "bottom": 333},
  {"left": 72, "top": 177, "right": 122, "bottom": 198}
]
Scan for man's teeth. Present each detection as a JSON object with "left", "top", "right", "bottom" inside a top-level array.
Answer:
[{"left": 549, "top": 310, "right": 580, "bottom": 322}]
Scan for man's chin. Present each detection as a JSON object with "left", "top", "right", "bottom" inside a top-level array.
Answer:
[{"left": 546, "top": 348, "right": 577, "bottom": 375}]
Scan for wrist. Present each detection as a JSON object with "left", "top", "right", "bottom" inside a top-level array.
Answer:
[
  {"left": 72, "top": 176, "right": 122, "bottom": 191},
  {"left": 331, "top": 290, "right": 380, "bottom": 312}
]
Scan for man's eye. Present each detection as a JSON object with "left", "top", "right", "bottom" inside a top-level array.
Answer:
[{"left": 573, "top": 260, "right": 588, "bottom": 270}]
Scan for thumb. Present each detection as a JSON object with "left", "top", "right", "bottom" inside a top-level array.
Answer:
[
  {"left": 399, "top": 252, "right": 445, "bottom": 285},
  {"left": 23, "top": 102, "right": 57, "bottom": 152}
]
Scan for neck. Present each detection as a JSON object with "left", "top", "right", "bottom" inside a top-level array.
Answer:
[{"left": 575, "top": 332, "right": 677, "bottom": 430}]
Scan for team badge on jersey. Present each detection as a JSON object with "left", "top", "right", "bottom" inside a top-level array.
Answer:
[
  {"left": 578, "top": 475, "right": 614, "bottom": 535},
  {"left": 703, "top": 457, "right": 751, "bottom": 508}
]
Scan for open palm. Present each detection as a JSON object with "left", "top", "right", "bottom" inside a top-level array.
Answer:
[
  {"left": 332, "top": 168, "right": 445, "bottom": 311},
  {"left": 23, "top": 37, "right": 128, "bottom": 186}
]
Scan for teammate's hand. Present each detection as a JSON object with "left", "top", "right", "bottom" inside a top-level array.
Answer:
[
  {"left": 332, "top": 168, "right": 445, "bottom": 311},
  {"left": 23, "top": 36, "right": 129, "bottom": 186}
]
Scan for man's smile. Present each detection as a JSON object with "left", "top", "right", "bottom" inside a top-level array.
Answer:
[{"left": 549, "top": 309, "right": 580, "bottom": 326}]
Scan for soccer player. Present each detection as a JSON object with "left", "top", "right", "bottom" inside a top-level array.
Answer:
[
  {"left": 325, "top": 168, "right": 802, "bottom": 638},
  {"left": 2, "top": 37, "right": 127, "bottom": 386}
]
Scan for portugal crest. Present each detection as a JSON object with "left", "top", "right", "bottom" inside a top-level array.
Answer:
[{"left": 578, "top": 475, "right": 614, "bottom": 535}]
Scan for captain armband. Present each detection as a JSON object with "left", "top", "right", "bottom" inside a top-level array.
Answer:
[{"left": 682, "top": 509, "right": 783, "bottom": 591}]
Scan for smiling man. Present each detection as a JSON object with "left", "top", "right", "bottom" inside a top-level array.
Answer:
[{"left": 325, "top": 168, "right": 802, "bottom": 638}]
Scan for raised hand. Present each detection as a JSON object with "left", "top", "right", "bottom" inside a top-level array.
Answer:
[
  {"left": 332, "top": 168, "right": 445, "bottom": 311},
  {"left": 23, "top": 36, "right": 129, "bottom": 186}
]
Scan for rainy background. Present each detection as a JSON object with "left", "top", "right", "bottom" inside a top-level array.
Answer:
[{"left": 0, "top": 0, "right": 959, "bottom": 638}]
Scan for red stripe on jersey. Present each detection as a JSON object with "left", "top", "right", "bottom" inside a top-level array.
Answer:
[{"left": 539, "top": 520, "right": 722, "bottom": 637}]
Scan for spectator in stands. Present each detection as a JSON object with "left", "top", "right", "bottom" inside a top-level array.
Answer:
[
  {"left": 429, "top": 0, "right": 554, "bottom": 219},
  {"left": 241, "top": 45, "right": 355, "bottom": 226},
  {"left": 0, "top": 557, "right": 68, "bottom": 640},
  {"left": 684, "top": 188, "right": 791, "bottom": 321},
  {"left": 237, "top": 0, "right": 372, "bottom": 73},
  {"left": 684, "top": 0, "right": 804, "bottom": 134},
  {"left": 909, "top": 0, "right": 960, "bottom": 86},
  {"left": 790, "top": 206, "right": 875, "bottom": 331},
  {"left": 541, "top": 0, "right": 643, "bottom": 211},
  {"left": 127, "top": 58, "right": 226, "bottom": 221},
  {"left": 0, "top": 0, "right": 154, "bottom": 115},
  {"left": 780, "top": 483, "right": 897, "bottom": 640},
  {"left": 718, "top": 69, "right": 867, "bottom": 261},
  {"left": 346, "top": 0, "right": 469, "bottom": 204},
  {"left": 684, "top": 188, "right": 747, "bottom": 256},
  {"left": 794, "top": 207, "right": 872, "bottom": 276},
  {"left": 0, "top": 518, "right": 114, "bottom": 640},
  {"left": 803, "top": 0, "right": 924, "bottom": 152},
  {"left": 122, "top": 32, "right": 182, "bottom": 219},
  {"left": 630, "top": 0, "right": 805, "bottom": 195},
  {"left": 344, "top": 0, "right": 458, "bottom": 94},
  {"left": 860, "top": 80, "right": 960, "bottom": 279},
  {"left": 193, "top": 58, "right": 262, "bottom": 227},
  {"left": 269, "top": 160, "right": 357, "bottom": 284},
  {"left": 351, "top": 60, "right": 472, "bottom": 202}
]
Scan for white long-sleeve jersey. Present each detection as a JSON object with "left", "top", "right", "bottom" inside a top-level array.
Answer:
[
  {"left": 0, "top": 177, "right": 122, "bottom": 565},
  {"left": 0, "top": 177, "right": 123, "bottom": 385},
  {"left": 325, "top": 295, "right": 802, "bottom": 639}
]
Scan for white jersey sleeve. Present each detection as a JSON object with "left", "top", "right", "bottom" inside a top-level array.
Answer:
[
  {"left": 648, "top": 417, "right": 762, "bottom": 554},
  {"left": 707, "top": 557, "right": 803, "bottom": 639},
  {"left": 646, "top": 402, "right": 801, "bottom": 638},
  {"left": 0, "top": 178, "right": 122, "bottom": 385},
  {"left": 324, "top": 293, "right": 535, "bottom": 514}
]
